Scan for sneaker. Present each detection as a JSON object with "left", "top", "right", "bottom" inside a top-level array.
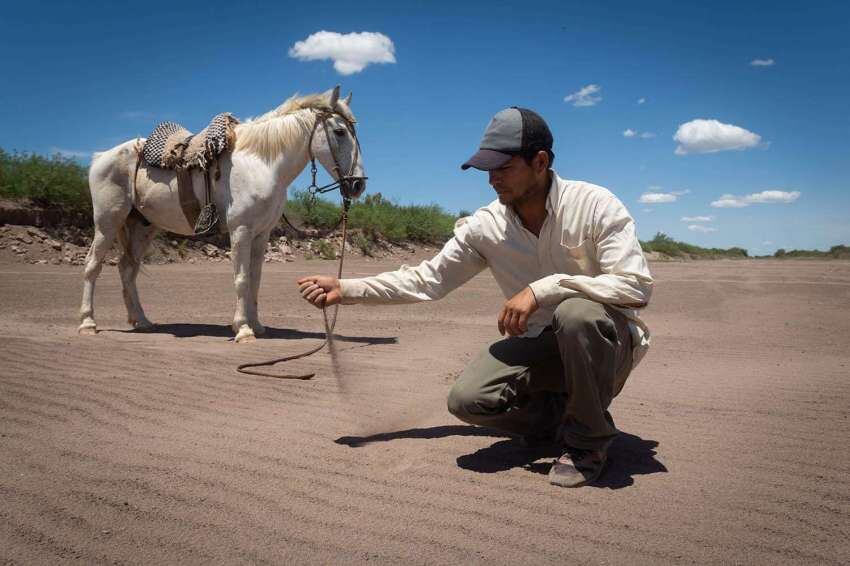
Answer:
[{"left": 548, "top": 446, "right": 607, "bottom": 488}]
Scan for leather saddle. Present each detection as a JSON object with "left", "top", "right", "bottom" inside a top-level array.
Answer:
[{"left": 138, "top": 113, "right": 239, "bottom": 235}]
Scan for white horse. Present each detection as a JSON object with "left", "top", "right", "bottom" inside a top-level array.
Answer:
[{"left": 79, "top": 86, "right": 365, "bottom": 342}]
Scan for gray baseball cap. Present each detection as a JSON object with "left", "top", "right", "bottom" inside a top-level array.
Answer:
[{"left": 461, "top": 107, "right": 553, "bottom": 171}]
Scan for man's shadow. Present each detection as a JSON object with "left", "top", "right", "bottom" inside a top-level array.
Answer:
[
  {"left": 455, "top": 431, "right": 666, "bottom": 489},
  {"left": 337, "top": 426, "right": 666, "bottom": 489},
  {"left": 107, "top": 323, "right": 397, "bottom": 345}
]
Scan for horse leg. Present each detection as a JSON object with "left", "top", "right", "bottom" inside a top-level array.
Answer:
[
  {"left": 79, "top": 216, "right": 128, "bottom": 334},
  {"left": 230, "top": 226, "right": 257, "bottom": 343},
  {"left": 248, "top": 228, "right": 272, "bottom": 336},
  {"left": 117, "top": 213, "right": 158, "bottom": 330}
]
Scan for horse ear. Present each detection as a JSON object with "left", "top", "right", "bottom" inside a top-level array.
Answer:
[
  {"left": 329, "top": 85, "right": 341, "bottom": 108},
  {"left": 344, "top": 92, "right": 352, "bottom": 106}
]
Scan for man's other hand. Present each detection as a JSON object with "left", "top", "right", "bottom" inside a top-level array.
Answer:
[
  {"left": 297, "top": 275, "right": 342, "bottom": 308},
  {"left": 498, "top": 286, "right": 539, "bottom": 336}
]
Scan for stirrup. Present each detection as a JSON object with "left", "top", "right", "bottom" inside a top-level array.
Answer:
[{"left": 194, "top": 203, "right": 219, "bottom": 236}]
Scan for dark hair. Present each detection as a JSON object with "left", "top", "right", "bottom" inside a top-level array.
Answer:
[{"left": 519, "top": 147, "right": 555, "bottom": 167}]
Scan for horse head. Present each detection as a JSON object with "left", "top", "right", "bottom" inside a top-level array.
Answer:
[{"left": 309, "top": 86, "right": 367, "bottom": 200}]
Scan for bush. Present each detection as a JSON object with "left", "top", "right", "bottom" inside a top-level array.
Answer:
[
  {"left": 640, "top": 232, "right": 749, "bottom": 259},
  {"left": 772, "top": 244, "right": 850, "bottom": 259},
  {"left": 0, "top": 149, "right": 91, "bottom": 213},
  {"left": 351, "top": 231, "right": 376, "bottom": 257},
  {"left": 284, "top": 191, "right": 457, "bottom": 244},
  {"left": 285, "top": 190, "right": 342, "bottom": 229},
  {"left": 313, "top": 239, "right": 337, "bottom": 260}
]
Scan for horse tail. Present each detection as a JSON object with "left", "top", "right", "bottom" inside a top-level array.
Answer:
[
  {"left": 117, "top": 209, "right": 149, "bottom": 269},
  {"left": 117, "top": 217, "right": 135, "bottom": 266}
]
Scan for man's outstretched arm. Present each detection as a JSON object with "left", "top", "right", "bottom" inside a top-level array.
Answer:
[{"left": 297, "top": 220, "right": 487, "bottom": 308}]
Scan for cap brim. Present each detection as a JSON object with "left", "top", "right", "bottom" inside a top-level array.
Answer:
[{"left": 461, "top": 149, "right": 513, "bottom": 171}]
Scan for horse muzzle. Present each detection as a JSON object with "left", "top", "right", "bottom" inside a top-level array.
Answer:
[{"left": 341, "top": 176, "right": 367, "bottom": 200}]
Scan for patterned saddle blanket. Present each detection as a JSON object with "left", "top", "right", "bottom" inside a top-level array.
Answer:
[{"left": 141, "top": 112, "right": 239, "bottom": 170}]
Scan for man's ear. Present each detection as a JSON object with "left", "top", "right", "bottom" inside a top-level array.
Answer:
[{"left": 536, "top": 150, "right": 550, "bottom": 172}]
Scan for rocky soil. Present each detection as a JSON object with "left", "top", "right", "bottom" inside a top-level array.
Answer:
[{"left": 0, "top": 223, "right": 439, "bottom": 268}]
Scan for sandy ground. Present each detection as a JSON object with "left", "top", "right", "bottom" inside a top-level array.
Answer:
[{"left": 1, "top": 256, "right": 849, "bottom": 565}]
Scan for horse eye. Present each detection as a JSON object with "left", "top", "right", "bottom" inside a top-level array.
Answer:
[{"left": 333, "top": 128, "right": 346, "bottom": 136}]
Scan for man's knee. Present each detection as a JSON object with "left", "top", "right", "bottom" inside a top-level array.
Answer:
[
  {"left": 552, "top": 298, "right": 610, "bottom": 340},
  {"left": 446, "top": 379, "right": 477, "bottom": 420}
]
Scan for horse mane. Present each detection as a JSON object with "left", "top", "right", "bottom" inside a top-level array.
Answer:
[{"left": 234, "top": 92, "right": 357, "bottom": 162}]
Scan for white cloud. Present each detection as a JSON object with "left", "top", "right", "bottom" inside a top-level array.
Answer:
[
  {"left": 288, "top": 31, "right": 396, "bottom": 75},
  {"left": 746, "top": 190, "right": 800, "bottom": 203},
  {"left": 681, "top": 215, "right": 714, "bottom": 222},
  {"left": 624, "top": 129, "right": 655, "bottom": 139},
  {"left": 711, "top": 190, "right": 801, "bottom": 208},
  {"left": 49, "top": 147, "right": 89, "bottom": 159},
  {"left": 674, "top": 119, "right": 762, "bottom": 155},
  {"left": 750, "top": 58, "right": 775, "bottom": 67},
  {"left": 637, "top": 97, "right": 646, "bottom": 105},
  {"left": 564, "top": 84, "right": 601, "bottom": 107},
  {"left": 639, "top": 192, "right": 678, "bottom": 204},
  {"left": 710, "top": 195, "right": 748, "bottom": 208},
  {"left": 762, "top": 240, "right": 773, "bottom": 245},
  {"left": 688, "top": 225, "right": 718, "bottom": 233}
]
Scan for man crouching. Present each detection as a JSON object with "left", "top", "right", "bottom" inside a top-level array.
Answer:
[{"left": 297, "top": 107, "right": 653, "bottom": 487}]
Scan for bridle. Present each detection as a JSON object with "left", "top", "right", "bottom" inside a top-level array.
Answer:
[
  {"left": 305, "top": 109, "right": 367, "bottom": 202},
  {"left": 237, "top": 107, "right": 366, "bottom": 379},
  {"left": 279, "top": 109, "right": 367, "bottom": 237}
]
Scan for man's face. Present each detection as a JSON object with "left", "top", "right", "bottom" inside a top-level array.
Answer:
[{"left": 488, "top": 155, "right": 539, "bottom": 206}]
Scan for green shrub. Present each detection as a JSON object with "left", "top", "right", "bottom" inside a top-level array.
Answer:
[
  {"left": 285, "top": 190, "right": 341, "bottom": 229},
  {"left": 314, "top": 239, "right": 337, "bottom": 260},
  {"left": 351, "top": 231, "right": 376, "bottom": 256},
  {"left": 0, "top": 149, "right": 91, "bottom": 213},
  {"left": 772, "top": 244, "right": 850, "bottom": 259},
  {"left": 640, "top": 232, "right": 749, "bottom": 258},
  {"left": 284, "top": 191, "right": 456, "bottom": 244}
]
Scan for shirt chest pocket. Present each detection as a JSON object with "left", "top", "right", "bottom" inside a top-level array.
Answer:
[{"left": 559, "top": 231, "right": 597, "bottom": 273}]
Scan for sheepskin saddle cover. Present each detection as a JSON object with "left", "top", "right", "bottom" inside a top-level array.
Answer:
[{"left": 142, "top": 113, "right": 238, "bottom": 170}]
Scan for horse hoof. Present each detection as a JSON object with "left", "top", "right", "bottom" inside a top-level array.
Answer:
[
  {"left": 252, "top": 324, "right": 266, "bottom": 336},
  {"left": 78, "top": 324, "right": 97, "bottom": 335},
  {"left": 235, "top": 327, "right": 256, "bottom": 343}
]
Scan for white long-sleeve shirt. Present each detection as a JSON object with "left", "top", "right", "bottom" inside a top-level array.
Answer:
[{"left": 340, "top": 172, "right": 654, "bottom": 367}]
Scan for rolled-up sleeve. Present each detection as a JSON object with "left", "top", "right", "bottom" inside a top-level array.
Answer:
[
  {"left": 340, "top": 219, "right": 488, "bottom": 304},
  {"left": 528, "top": 196, "right": 653, "bottom": 309}
]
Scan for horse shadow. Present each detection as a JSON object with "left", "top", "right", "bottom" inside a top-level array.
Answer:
[
  {"left": 337, "top": 426, "right": 666, "bottom": 489},
  {"left": 107, "top": 323, "right": 397, "bottom": 345}
]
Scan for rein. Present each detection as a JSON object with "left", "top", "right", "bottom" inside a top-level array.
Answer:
[{"left": 236, "top": 109, "right": 364, "bottom": 379}]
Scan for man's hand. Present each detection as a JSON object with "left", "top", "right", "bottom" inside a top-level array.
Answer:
[
  {"left": 498, "top": 286, "right": 539, "bottom": 336},
  {"left": 297, "top": 275, "right": 342, "bottom": 308}
]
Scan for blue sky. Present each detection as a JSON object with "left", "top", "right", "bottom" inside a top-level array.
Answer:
[{"left": 2, "top": 0, "right": 848, "bottom": 254}]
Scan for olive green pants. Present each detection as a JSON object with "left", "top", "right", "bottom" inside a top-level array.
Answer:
[{"left": 447, "top": 298, "right": 633, "bottom": 451}]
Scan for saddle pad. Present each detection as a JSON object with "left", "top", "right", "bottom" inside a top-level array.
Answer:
[
  {"left": 182, "top": 113, "right": 239, "bottom": 170},
  {"left": 142, "top": 121, "right": 191, "bottom": 168},
  {"left": 141, "top": 113, "right": 238, "bottom": 170}
]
